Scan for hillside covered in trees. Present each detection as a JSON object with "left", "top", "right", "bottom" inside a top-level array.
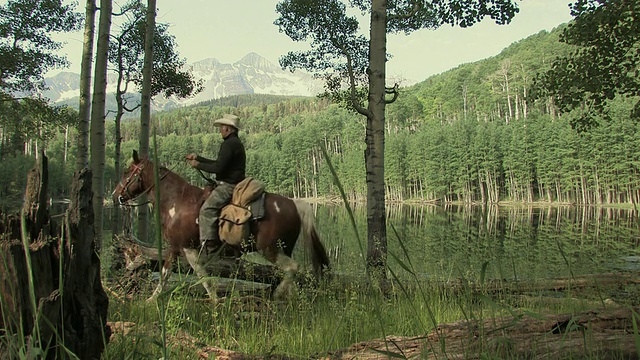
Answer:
[{"left": 2, "top": 25, "right": 639, "bottom": 209}]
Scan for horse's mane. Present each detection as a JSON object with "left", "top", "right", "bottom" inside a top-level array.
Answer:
[
  {"left": 155, "top": 163, "right": 210, "bottom": 192},
  {"left": 135, "top": 158, "right": 214, "bottom": 196},
  {"left": 139, "top": 160, "right": 183, "bottom": 184}
]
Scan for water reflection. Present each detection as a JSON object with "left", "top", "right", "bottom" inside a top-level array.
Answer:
[{"left": 309, "top": 203, "right": 640, "bottom": 281}]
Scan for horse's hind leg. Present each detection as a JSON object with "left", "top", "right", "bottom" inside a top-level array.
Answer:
[
  {"left": 273, "top": 250, "right": 299, "bottom": 299},
  {"left": 183, "top": 248, "right": 218, "bottom": 302},
  {"left": 148, "top": 253, "right": 174, "bottom": 302}
]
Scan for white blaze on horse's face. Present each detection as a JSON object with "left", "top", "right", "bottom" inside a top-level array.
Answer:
[
  {"left": 168, "top": 206, "right": 176, "bottom": 219},
  {"left": 273, "top": 199, "right": 281, "bottom": 213}
]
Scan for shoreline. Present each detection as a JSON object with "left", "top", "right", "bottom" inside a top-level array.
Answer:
[{"left": 296, "top": 196, "right": 638, "bottom": 209}]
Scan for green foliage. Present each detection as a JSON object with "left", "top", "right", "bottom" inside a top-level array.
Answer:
[
  {"left": 275, "top": 0, "right": 520, "bottom": 104},
  {"left": 109, "top": 0, "right": 203, "bottom": 102},
  {"left": 17, "top": 95, "right": 640, "bottom": 210},
  {"left": 0, "top": 154, "right": 35, "bottom": 209},
  {"left": 533, "top": 0, "right": 640, "bottom": 131},
  {"left": 0, "top": 96, "right": 78, "bottom": 155},
  {"left": 275, "top": 0, "right": 370, "bottom": 104},
  {"left": 0, "top": 0, "right": 83, "bottom": 93},
  {"left": 0, "top": 0, "right": 82, "bottom": 173}
]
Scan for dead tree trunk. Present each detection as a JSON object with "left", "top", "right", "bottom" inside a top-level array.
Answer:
[{"left": 0, "top": 154, "right": 110, "bottom": 359}]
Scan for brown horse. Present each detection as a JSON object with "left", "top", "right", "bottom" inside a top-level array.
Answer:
[{"left": 112, "top": 150, "right": 329, "bottom": 301}]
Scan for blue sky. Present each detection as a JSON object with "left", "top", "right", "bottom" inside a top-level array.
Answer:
[{"left": 52, "top": 0, "right": 573, "bottom": 84}]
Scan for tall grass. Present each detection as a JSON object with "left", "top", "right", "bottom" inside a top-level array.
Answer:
[
  {"left": 102, "top": 245, "right": 638, "bottom": 358},
  {"left": 151, "top": 132, "right": 169, "bottom": 359},
  {"left": 20, "top": 211, "right": 44, "bottom": 357}
]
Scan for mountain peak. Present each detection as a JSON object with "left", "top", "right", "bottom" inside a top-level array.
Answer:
[
  {"left": 239, "top": 52, "right": 264, "bottom": 62},
  {"left": 190, "top": 57, "right": 222, "bottom": 70},
  {"left": 236, "top": 52, "right": 280, "bottom": 72}
]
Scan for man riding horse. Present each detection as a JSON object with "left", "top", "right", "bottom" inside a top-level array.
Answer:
[
  {"left": 185, "top": 114, "right": 245, "bottom": 255},
  {"left": 113, "top": 113, "right": 329, "bottom": 301}
]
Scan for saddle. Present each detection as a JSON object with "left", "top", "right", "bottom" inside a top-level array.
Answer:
[{"left": 218, "top": 177, "right": 266, "bottom": 246}]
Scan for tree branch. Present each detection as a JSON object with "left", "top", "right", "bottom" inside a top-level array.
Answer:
[
  {"left": 387, "top": 0, "right": 421, "bottom": 22},
  {"left": 111, "top": 1, "right": 141, "bottom": 17},
  {"left": 123, "top": 102, "right": 141, "bottom": 113},
  {"left": 384, "top": 83, "right": 399, "bottom": 104},
  {"left": 330, "top": 33, "right": 369, "bottom": 117},
  {"left": 345, "top": 51, "right": 369, "bottom": 116}
]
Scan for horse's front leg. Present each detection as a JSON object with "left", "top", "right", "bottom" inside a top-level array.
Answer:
[
  {"left": 183, "top": 248, "right": 218, "bottom": 302},
  {"left": 147, "top": 252, "right": 175, "bottom": 302}
]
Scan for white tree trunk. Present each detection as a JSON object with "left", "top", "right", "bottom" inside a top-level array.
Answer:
[
  {"left": 77, "top": 0, "right": 95, "bottom": 171},
  {"left": 137, "top": 0, "right": 156, "bottom": 244},
  {"left": 90, "top": 0, "right": 112, "bottom": 250},
  {"left": 365, "top": 0, "right": 388, "bottom": 274}
]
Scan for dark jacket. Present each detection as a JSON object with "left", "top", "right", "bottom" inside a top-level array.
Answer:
[{"left": 195, "top": 132, "right": 246, "bottom": 184}]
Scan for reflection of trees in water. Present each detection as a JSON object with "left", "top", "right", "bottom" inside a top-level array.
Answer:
[
  {"left": 322, "top": 202, "right": 637, "bottom": 239},
  {"left": 315, "top": 203, "right": 640, "bottom": 278},
  {"left": 409, "top": 205, "right": 638, "bottom": 239}
]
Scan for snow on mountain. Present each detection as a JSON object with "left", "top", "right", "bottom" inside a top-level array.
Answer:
[{"left": 42, "top": 53, "right": 323, "bottom": 112}]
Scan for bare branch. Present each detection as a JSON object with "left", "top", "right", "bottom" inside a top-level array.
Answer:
[
  {"left": 123, "top": 102, "right": 141, "bottom": 113},
  {"left": 384, "top": 83, "right": 399, "bottom": 104}
]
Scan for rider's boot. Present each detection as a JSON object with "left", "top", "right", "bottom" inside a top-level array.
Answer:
[{"left": 202, "top": 217, "right": 221, "bottom": 255}]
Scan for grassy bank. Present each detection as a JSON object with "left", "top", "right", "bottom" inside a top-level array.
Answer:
[{"left": 102, "top": 260, "right": 630, "bottom": 359}]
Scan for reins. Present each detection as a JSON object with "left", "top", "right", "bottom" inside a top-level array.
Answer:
[
  {"left": 121, "top": 187, "right": 153, "bottom": 207},
  {"left": 121, "top": 166, "right": 171, "bottom": 207},
  {"left": 196, "top": 168, "right": 217, "bottom": 187}
]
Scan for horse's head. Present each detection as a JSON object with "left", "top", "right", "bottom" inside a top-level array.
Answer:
[{"left": 113, "top": 150, "right": 152, "bottom": 205}]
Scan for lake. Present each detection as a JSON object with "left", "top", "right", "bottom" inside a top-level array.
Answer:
[
  {"left": 105, "top": 202, "right": 640, "bottom": 282},
  {"left": 304, "top": 203, "right": 640, "bottom": 281}
]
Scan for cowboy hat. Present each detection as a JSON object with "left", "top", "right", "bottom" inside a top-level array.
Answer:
[{"left": 213, "top": 114, "right": 240, "bottom": 129}]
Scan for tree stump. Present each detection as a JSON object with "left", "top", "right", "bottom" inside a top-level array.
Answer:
[{"left": 0, "top": 155, "right": 110, "bottom": 359}]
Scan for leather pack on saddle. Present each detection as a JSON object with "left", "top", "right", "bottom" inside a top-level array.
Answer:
[{"left": 219, "top": 177, "right": 266, "bottom": 245}]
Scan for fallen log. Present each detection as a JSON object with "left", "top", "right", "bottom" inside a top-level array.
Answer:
[
  {"left": 150, "top": 272, "right": 272, "bottom": 296},
  {"left": 203, "top": 253, "right": 284, "bottom": 288},
  {"left": 476, "top": 272, "right": 640, "bottom": 293},
  {"left": 326, "top": 306, "right": 640, "bottom": 359},
  {"left": 417, "top": 272, "right": 640, "bottom": 300},
  {"left": 116, "top": 239, "right": 285, "bottom": 292}
]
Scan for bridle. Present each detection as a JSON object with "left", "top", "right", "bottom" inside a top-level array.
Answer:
[{"left": 116, "top": 161, "right": 168, "bottom": 206}]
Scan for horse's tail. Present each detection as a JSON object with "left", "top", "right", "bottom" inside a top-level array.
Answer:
[{"left": 293, "top": 199, "right": 330, "bottom": 279}]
